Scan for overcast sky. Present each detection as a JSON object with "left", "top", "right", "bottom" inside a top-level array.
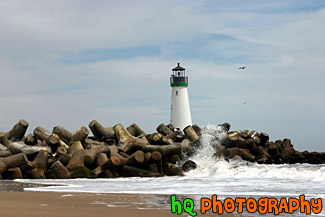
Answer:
[{"left": 1, "top": 0, "right": 325, "bottom": 151}]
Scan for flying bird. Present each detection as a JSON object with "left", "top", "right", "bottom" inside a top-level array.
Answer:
[
  {"left": 238, "top": 66, "right": 246, "bottom": 69},
  {"left": 242, "top": 101, "right": 248, "bottom": 105}
]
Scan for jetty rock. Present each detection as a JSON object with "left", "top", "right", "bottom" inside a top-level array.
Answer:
[
  {"left": 0, "top": 120, "right": 195, "bottom": 179},
  {"left": 215, "top": 124, "right": 325, "bottom": 164},
  {"left": 0, "top": 119, "right": 324, "bottom": 180}
]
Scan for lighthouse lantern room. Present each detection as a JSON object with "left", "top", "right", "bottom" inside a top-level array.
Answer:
[{"left": 170, "top": 63, "right": 192, "bottom": 130}]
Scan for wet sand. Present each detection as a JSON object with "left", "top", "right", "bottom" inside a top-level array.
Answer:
[
  {"left": 0, "top": 192, "right": 174, "bottom": 217},
  {"left": 0, "top": 181, "right": 238, "bottom": 217},
  {"left": 0, "top": 192, "right": 242, "bottom": 217}
]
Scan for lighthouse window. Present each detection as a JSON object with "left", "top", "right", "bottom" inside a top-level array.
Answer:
[{"left": 176, "top": 91, "right": 179, "bottom": 96}]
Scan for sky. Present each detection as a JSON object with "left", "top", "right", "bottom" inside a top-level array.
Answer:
[{"left": 1, "top": 0, "right": 325, "bottom": 151}]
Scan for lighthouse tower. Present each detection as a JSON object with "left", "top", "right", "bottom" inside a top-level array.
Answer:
[{"left": 170, "top": 63, "right": 192, "bottom": 130}]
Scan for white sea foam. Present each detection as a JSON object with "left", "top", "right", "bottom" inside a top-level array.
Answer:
[
  {"left": 188, "top": 124, "right": 325, "bottom": 181},
  {"left": 60, "top": 194, "right": 75, "bottom": 197},
  {"left": 91, "top": 201, "right": 108, "bottom": 205}
]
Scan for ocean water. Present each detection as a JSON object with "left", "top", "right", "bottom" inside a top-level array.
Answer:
[{"left": 15, "top": 124, "right": 325, "bottom": 215}]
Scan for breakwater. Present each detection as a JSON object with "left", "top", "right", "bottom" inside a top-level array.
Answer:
[{"left": 0, "top": 120, "right": 324, "bottom": 180}]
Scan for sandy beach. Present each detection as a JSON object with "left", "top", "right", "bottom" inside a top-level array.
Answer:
[
  {"left": 0, "top": 191, "right": 242, "bottom": 217},
  {"left": 0, "top": 180, "right": 170, "bottom": 217},
  {"left": 0, "top": 181, "right": 238, "bottom": 217},
  {"left": 0, "top": 192, "right": 175, "bottom": 217}
]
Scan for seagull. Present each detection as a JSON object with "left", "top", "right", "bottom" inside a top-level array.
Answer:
[{"left": 238, "top": 66, "right": 246, "bottom": 69}]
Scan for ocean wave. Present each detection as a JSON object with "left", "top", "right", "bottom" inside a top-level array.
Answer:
[{"left": 187, "top": 124, "right": 325, "bottom": 182}]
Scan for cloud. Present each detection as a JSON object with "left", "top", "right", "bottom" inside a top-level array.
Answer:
[{"left": 0, "top": 0, "right": 325, "bottom": 151}]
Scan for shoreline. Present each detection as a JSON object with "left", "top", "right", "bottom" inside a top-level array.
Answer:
[
  {"left": 1, "top": 180, "right": 324, "bottom": 217},
  {"left": 0, "top": 191, "right": 238, "bottom": 217},
  {"left": 0, "top": 180, "right": 238, "bottom": 217}
]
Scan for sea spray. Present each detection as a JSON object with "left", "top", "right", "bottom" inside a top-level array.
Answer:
[
  {"left": 186, "top": 124, "right": 225, "bottom": 176},
  {"left": 185, "top": 125, "right": 325, "bottom": 183}
]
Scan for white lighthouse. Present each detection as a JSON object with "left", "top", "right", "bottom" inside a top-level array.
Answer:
[{"left": 170, "top": 63, "right": 192, "bottom": 130}]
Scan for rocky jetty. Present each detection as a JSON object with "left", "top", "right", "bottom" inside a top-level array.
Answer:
[
  {"left": 212, "top": 123, "right": 325, "bottom": 165},
  {"left": 0, "top": 120, "right": 195, "bottom": 179},
  {"left": 0, "top": 120, "right": 323, "bottom": 180}
]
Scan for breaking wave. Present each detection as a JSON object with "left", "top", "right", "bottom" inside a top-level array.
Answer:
[{"left": 188, "top": 124, "right": 325, "bottom": 182}]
